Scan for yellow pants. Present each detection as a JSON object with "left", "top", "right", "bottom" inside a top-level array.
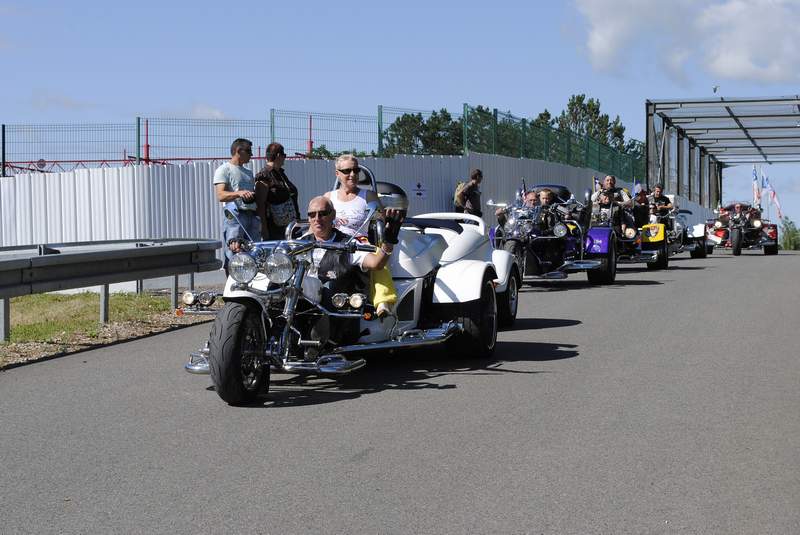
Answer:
[{"left": 370, "top": 264, "right": 397, "bottom": 310}]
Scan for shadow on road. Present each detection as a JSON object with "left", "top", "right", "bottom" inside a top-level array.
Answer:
[
  {"left": 620, "top": 265, "right": 708, "bottom": 273},
  {"left": 502, "top": 317, "right": 581, "bottom": 331},
  {"left": 521, "top": 279, "right": 662, "bottom": 292},
  {"left": 226, "top": 339, "right": 579, "bottom": 408}
]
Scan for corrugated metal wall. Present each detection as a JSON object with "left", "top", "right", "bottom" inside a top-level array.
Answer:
[{"left": 0, "top": 154, "right": 712, "bottom": 249}]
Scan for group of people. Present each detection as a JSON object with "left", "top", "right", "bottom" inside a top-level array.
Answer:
[{"left": 213, "top": 138, "right": 400, "bottom": 326}]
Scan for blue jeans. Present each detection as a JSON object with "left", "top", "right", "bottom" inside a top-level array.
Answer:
[{"left": 223, "top": 210, "right": 261, "bottom": 265}]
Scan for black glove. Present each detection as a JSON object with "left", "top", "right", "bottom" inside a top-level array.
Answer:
[{"left": 383, "top": 210, "right": 405, "bottom": 245}]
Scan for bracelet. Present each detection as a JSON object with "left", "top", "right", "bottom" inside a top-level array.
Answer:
[{"left": 380, "top": 245, "right": 393, "bottom": 256}]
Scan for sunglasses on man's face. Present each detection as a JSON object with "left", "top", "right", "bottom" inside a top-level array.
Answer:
[
  {"left": 239, "top": 148, "right": 253, "bottom": 154},
  {"left": 337, "top": 167, "right": 361, "bottom": 176},
  {"left": 307, "top": 209, "right": 333, "bottom": 220}
]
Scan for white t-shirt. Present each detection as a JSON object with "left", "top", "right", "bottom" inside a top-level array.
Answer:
[
  {"left": 213, "top": 162, "right": 256, "bottom": 212},
  {"left": 330, "top": 189, "right": 369, "bottom": 236}
]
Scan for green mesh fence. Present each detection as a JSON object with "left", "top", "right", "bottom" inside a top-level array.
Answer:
[
  {"left": 461, "top": 104, "right": 645, "bottom": 181},
  {"left": 2, "top": 104, "right": 644, "bottom": 179}
]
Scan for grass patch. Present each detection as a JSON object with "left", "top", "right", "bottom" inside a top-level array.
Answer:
[{"left": 9, "top": 292, "right": 172, "bottom": 343}]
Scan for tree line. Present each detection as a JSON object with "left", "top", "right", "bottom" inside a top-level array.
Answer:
[{"left": 310, "top": 94, "right": 641, "bottom": 160}]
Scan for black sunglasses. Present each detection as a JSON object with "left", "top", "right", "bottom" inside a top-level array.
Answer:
[
  {"left": 336, "top": 167, "right": 361, "bottom": 176},
  {"left": 239, "top": 147, "right": 253, "bottom": 153},
  {"left": 307, "top": 209, "right": 333, "bottom": 219}
]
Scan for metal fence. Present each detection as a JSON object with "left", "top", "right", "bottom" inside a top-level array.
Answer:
[{"left": 2, "top": 104, "right": 645, "bottom": 180}]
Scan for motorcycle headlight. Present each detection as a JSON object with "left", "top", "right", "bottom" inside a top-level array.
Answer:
[
  {"left": 520, "top": 220, "right": 534, "bottom": 236},
  {"left": 348, "top": 293, "right": 366, "bottom": 309},
  {"left": 264, "top": 251, "right": 294, "bottom": 284},
  {"left": 752, "top": 219, "right": 762, "bottom": 228},
  {"left": 648, "top": 226, "right": 659, "bottom": 237},
  {"left": 229, "top": 253, "right": 258, "bottom": 284},
  {"left": 624, "top": 227, "right": 637, "bottom": 239},
  {"left": 331, "top": 293, "right": 348, "bottom": 308},
  {"left": 714, "top": 221, "right": 722, "bottom": 229},
  {"left": 197, "top": 291, "right": 215, "bottom": 307},
  {"left": 181, "top": 291, "right": 196, "bottom": 306},
  {"left": 553, "top": 222, "right": 568, "bottom": 238}
]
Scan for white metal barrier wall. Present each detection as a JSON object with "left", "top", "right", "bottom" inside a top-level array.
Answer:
[{"left": 0, "top": 154, "right": 713, "bottom": 249}]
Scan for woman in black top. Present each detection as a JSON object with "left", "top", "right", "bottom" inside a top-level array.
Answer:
[{"left": 255, "top": 142, "right": 300, "bottom": 240}]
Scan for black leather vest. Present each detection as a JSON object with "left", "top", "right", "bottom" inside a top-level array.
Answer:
[{"left": 316, "top": 229, "right": 369, "bottom": 295}]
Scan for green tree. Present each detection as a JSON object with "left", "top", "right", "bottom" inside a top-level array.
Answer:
[
  {"left": 383, "top": 113, "right": 426, "bottom": 155},
  {"left": 780, "top": 217, "right": 800, "bottom": 250}
]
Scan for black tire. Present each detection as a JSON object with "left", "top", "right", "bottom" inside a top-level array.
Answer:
[
  {"left": 690, "top": 239, "right": 707, "bottom": 259},
  {"left": 764, "top": 243, "right": 778, "bottom": 255},
  {"left": 731, "top": 228, "right": 743, "bottom": 256},
  {"left": 503, "top": 240, "right": 526, "bottom": 278},
  {"left": 452, "top": 272, "right": 498, "bottom": 358},
  {"left": 707, "top": 244, "right": 714, "bottom": 255},
  {"left": 497, "top": 267, "right": 520, "bottom": 328},
  {"left": 587, "top": 238, "right": 616, "bottom": 284},
  {"left": 648, "top": 240, "right": 669, "bottom": 270},
  {"left": 208, "top": 301, "right": 269, "bottom": 405}
]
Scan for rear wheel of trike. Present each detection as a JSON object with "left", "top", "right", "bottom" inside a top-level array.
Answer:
[
  {"left": 498, "top": 266, "right": 520, "bottom": 328},
  {"left": 763, "top": 243, "right": 778, "bottom": 255},
  {"left": 452, "top": 272, "right": 498, "bottom": 359},
  {"left": 587, "top": 238, "right": 616, "bottom": 284},
  {"left": 209, "top": 301, "right": 269, "bottom": 405}
]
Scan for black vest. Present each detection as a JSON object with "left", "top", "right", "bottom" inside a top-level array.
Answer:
[{"left": 315, "top": 229, "right": 369, "bottom": 296}]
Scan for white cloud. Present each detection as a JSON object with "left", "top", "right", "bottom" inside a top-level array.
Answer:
[
  {"left": 187, "top": 103, "right": 226, "bottom": 119},
  {"left": 574, "top": 0, "right": 800, "bottom": 83},
  {"left": 158, "top": 103, "right": 227, "bottom": 119},
  {"left": 30, "top": 91, "right": 93, "bottom": 111}
]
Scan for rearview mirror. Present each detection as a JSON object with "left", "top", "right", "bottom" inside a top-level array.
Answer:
[{"left": 486, "top": 200, "right": 507, "bottom": 209}]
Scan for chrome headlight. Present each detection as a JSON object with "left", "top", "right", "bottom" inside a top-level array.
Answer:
[
  {"left": 331, "top": 293, "right": 348, "bottom": 308},
  {"left": 181, "top": 291, "right": 196, "bottom": 306},
  {"left": 714, "top": 221, "right": 722, "bottom": 229},
  {"left": 229, "top": 253, "right": 258, "bottom": 284},
  {"left": 752, "top": 219, "right": 762, "bottom": 228},
  {"left": 624, "top": 227, "right": 637, "bottom": 239},
  {"left": 197, "top": 291, "right": 215, "bottom": 307},
  {"left": 553, "top": 222, "right": 568, "bottom": 238},
  {"left": 519, "top": 220, "right": 534, "bottom": 236},
  {"left": 348, "top": 293, "right": 366, "bottom": 309},
  {"left": 648, "top": 226, "right": 659, "bottom": 237},
  {"left": 265, "top": 252, "right": 294, "bottom": 284}
]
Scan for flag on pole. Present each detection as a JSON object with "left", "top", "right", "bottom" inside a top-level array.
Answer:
[
  {"left": 762, "top": 175, "right": 783, "bottom": 219},
  {"left": 752, "top": 165, "right": 761, "bottom": 204},
  {"left": 633, "top": 179, "right": 642, "bottom": 195},
  {"left": 593, "top": 176, "right": 601, "bottom": 192}
]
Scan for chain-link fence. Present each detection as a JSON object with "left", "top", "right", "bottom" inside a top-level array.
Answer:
[{"left": 2, "top": 104, "right": 644, "bottom": 179}]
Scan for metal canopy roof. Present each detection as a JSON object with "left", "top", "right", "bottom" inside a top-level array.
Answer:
[{"left": 649, "top": 95, "right": 800, "bottom": 165}]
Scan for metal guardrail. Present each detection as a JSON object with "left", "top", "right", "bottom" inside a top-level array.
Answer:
[{"left": 0, "top": 238, "right": 222, "bottom": 341}]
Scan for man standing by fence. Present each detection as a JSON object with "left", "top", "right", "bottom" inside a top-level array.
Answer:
[
  {"left": 213, "top": 138, "right": 260, "bottom": 265},
  {"left": 455, "top": 168, "right": 484, "bottom": 218}
]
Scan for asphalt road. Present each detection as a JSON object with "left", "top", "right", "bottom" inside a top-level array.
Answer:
[{"left": 2, "top": 250, "right": 799, "bottom": 534}]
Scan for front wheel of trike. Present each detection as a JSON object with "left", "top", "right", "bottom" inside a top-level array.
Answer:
[{"left": 209, "top": 301, "right": 269, "bottom": 405}]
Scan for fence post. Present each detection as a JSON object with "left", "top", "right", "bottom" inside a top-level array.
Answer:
[
  {"left": 377, "top": 105, "right": 384, "bottom": 156},
  {"left": 1, "top": 298, "right": 9, "bottom": 341},
  {"left": 462, "top": 103, "right": 469, "bottom": 156},
  {"left": 519, "top": 120, "right": 525, "bottom": 158},
  {"left": 100, "top": 284, "right": 109, "bottom": 323},
  {"left": 270, "top": 108, "right": 276, "bottom": 143},
  {"left": 492, "top": 108, "right": 498, "bottom": 154},
  {"left": 584, "top": 135, "right": 590, "bottom": 168},
  {"left": 1, "top": 124, "right": 6, "bottom": 177},
  {"left": 135, "top": 117, "right": 141, "bottom": 164}
]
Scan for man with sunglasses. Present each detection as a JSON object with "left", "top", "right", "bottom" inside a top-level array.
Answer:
[
  {"left": 213, "top": 138, "right": 260, "bottom": 267},
  {"left": 304, "top": 195, "right": 400, "bottom": 347}
]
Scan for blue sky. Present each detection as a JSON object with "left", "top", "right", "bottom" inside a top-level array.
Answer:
[{"left": 2, "top": 0, "right": 799, "bottom": 221}]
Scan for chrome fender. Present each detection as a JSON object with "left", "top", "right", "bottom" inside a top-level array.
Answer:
[{"left": 433, "top": 260, "right": 497, "bottom": 303}]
